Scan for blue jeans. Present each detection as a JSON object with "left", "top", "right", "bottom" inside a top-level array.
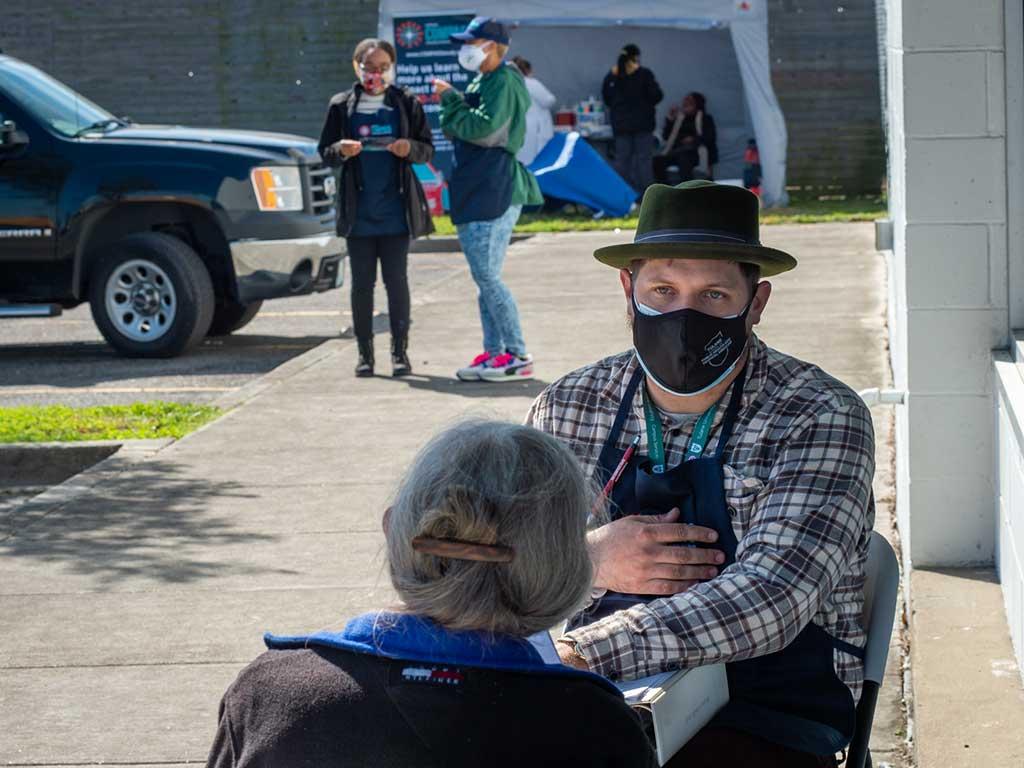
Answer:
[{"left": 456, "top": 205, "right": 526, "bottom": 357}]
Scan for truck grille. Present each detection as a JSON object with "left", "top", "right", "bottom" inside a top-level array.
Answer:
[{"left": 307, "top": 163, "right": 336, "bottom": 220}]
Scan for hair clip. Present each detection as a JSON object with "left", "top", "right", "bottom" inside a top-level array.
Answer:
[{"left": 411, "top": 536, "right": 515, "bottom": 563}]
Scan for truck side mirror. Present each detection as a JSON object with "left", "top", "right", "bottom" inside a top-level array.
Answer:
[{"left": 0, "top": 120, "right": 29, "bottom": 150}]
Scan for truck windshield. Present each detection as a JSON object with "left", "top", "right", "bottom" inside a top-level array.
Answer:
[{"left": 0, "top": 59, "right": 117, "bottom": 137}]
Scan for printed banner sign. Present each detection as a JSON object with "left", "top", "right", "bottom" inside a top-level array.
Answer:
[{"left": 392, "top": 13, "right": 474, "bottom": 179}]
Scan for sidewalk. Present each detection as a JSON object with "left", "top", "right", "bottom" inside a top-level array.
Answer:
[{"left": 1, "top": 224, "right": 904, "bottom": 765}]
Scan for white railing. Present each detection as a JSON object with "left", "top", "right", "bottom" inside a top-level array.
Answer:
[{"left": 993, "top": 352, "right": 1024, "bottom": 680}]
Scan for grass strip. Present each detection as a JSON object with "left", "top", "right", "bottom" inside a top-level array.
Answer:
[
  {"left": 0, "top": 402, "right": 222, "bottom": 443},
  {"left": 428, "top": 195, "right": 886, "bottom": 236}
]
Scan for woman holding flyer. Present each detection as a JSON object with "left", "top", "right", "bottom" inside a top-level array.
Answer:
[{"left": 318, "top": 38, "right": 434, "bottom": 378}]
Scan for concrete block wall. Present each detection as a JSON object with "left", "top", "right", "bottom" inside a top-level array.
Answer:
[{"left": 886, "top": 0, "right": 1011, "bottom": 567}]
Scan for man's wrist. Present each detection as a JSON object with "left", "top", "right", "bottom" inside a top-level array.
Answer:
[{"left": 556, "top": 638, "right": 590, "bottom": 671}]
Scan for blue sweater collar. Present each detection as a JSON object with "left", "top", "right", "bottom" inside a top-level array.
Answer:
[{"left": 265, "top": 611, "right": 620, "bottom": 695}]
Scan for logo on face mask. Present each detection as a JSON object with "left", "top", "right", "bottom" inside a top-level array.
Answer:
[{"left": 701, "top": 332, "right": 733, "bottom": 367}]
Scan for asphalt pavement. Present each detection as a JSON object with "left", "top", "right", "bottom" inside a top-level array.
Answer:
[{"left": 0, "top": 249, "right": 468, "bottom": 407}]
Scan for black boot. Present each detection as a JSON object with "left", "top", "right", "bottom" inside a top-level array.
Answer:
[
  {"left": 355, "top": 337, "right": 374, "bottom": 377},
  {"left": 391, "top": 333, "right": 412, "bottom": 377}
]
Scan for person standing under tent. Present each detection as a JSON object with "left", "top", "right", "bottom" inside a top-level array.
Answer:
[
  {"left": 654, "top": 92, "right": 719, "bottom": 183},
  {"left": 434, "top": 17, "right": 544, "bottom": 383},
  {"left": 512, "top": 56, "right": 556, "bottom": 166},
  {"left": 318, "top": 38, "right": 434, "bottom": 378},
  {"left": 601, "top": 43, "right": 663, "bottom": 198}
]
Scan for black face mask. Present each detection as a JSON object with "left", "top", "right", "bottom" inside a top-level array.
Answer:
[{"left": 631, "top": 291, "right": 751, "bottom": 397}]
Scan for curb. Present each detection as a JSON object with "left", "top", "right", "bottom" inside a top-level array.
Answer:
[
  {"left": 410, "top": 233, "right": 532, "bottom": 253},
  {"left": 0, "top": 337, "right": 355, "bottom": 536},
  {"left": 0, "top": 250, "right": 472, "bottom": 536},
  {"left": 211, "top": 338, "right": 346, "bottom": 412},
  {"left": 0, "top": 438, "right": 173, "bottom": 541}
]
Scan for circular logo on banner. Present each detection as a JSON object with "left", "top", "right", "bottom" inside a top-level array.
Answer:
[
  {"left": 396, "top": 21, "right": 425, "bottom": 49},
  {"left": 359, "top": 125, "right": 371, "bottom": 137}
]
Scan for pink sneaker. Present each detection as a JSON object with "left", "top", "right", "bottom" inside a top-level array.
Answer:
[
  {"left": 479, "top": 352, "right": 534, "bottom": 382},
  {"left": 456, "top": 352, "right": 493, "bottom": 381}
]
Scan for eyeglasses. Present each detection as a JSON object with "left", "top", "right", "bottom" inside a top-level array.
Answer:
[{"left": 359, "top": 63, "right": 392, "bottom": 75}]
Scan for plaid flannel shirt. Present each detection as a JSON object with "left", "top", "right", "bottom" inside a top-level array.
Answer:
[{"left": 526, "top": 335, "right": 875, "bottom": 701}]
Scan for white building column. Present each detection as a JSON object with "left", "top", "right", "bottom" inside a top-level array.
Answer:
[{"left": 886, "top": 0, "right": 1010, "bottom": 566}]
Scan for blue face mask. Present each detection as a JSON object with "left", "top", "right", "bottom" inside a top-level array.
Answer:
[{"left": 632, "top": 291, "right": 751, "bottom": 397}]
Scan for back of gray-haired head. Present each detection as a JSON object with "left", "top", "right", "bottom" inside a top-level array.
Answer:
[{"left": 387, "top": 420, "right": 594, "bottom": 637}]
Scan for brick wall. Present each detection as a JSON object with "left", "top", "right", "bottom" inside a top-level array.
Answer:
[
  {"left": 768, "top": 0, "right": 886, "bottom": 193},
  {"left": 1, "top": 1, "right": 884, "bottom": 193},
  {"left": 0, "top": 0, "right": 379, "bottom": 141}
]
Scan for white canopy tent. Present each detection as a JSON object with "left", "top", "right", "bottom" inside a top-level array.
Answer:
[{"left": 379, "top": 0, "right": 789, "bottom": 206}]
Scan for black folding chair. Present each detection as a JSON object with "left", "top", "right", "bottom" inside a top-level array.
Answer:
[{"left": 845, "top": 531, "right": 901, "bottom": 768}]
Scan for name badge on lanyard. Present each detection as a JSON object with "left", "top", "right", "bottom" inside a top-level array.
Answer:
[{"left": 642, "top": 388, "right": 718, "bottom": 473}]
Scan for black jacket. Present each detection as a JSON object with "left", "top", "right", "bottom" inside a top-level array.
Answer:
[
  {"left": 662, "top": 111, "right": 719, "bottom": 166},
  {"left": 601, "top": 67, "right": 664, "bottom": 135},
  {"left": 207, "top": 647, "right": 657, "bottom": 768},
  {"left": 318, "top": 84, "right": 435, "bottom": 239}
]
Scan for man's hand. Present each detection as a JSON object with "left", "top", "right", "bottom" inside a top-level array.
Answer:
[
  {"left": 588, "top": 508, "right": 724, "bottom": 595},
  {"left": 556, "top": 640, "right": 590, "bottom": 671},
  {"left": 433, "top": 78, "right": 452, "bottom": 95},
  {"left": 387, "top": 139, "right": 410, "bottom": 158},
  {"left": 335, "top": 139, "right": 362, "bottom": 158}
]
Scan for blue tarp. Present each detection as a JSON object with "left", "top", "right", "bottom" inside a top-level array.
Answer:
[{"left": 528, "top": 132, "right": 637, "bottom": 217}]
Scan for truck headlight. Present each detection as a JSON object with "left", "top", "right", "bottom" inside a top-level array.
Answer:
[{"left": 250, "top": 166, "right": 303, "bottom": 212}]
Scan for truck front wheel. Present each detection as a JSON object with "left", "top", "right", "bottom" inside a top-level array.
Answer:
[
  {"left": 207, "top": 299, "right": 263, "bottom": 337},
  {"left": 88, "top": 232, "right": 215, "bottom": 358}
]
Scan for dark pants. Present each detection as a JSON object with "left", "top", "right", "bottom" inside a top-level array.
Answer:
[
  {"left": 653, "top": 149, "right": 700, "bottom": 184},
  {"left": 345, "top": 234, "right": 411, "bottom": 343},
  {"left": 665, "top": 726, "right": 839, "bottom": 768},
  {"left": 614, "top": 131, "right": 655, "bottom": 196}
]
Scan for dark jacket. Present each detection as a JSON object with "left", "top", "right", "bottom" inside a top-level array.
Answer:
[
  {"left": 662, "top": 111, "right": 719, "bottom": 166},
  {"left": 318, "top": 84, "right": 435, "bottom": 239},
  {"left": 601, "top": 66, "right": 664, "bottom": 135},
  {"left": 207, "top": 646, "right": 656, "bottom": 768}
]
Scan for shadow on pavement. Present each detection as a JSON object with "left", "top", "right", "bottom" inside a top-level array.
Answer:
[
  {"left": 0, "top": 334, "right": 333, "bottom": 389},
  {"left": 1, "top": 460, "right": 292, "bottom": 586},
  {"left": 376, "top": 372, "right": 549, "bottom": 399}
]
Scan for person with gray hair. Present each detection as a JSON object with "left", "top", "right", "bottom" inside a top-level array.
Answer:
[{"left": 206, "top": 420, "right": 655, "bottom": 768}]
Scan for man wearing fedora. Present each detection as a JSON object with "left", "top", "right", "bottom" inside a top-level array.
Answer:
[{"left": 529, "top": 181, "right": 874, "bottom": 767}]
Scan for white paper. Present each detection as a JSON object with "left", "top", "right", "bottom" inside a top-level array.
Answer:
[{"left": 615, "top": 670, "right": 678, "bottom": 704}]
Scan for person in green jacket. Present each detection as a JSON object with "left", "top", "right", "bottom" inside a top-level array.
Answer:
[{"left": 434, "top": 17, "right": 543, "bottom": 383}]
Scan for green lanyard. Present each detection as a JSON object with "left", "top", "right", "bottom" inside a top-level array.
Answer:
[{"left": 641, "top": 388, "right": 719, "bottom": 474}]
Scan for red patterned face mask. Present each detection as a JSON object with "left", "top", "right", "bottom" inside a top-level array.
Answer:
[
  {"left": 359, "top": 66, "right": 393, "bottom": 93},
  {"left": 360, "top": 70, "right": 384, "bottom": 92}
]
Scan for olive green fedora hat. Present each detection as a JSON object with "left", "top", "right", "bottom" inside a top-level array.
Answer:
[{"left": 594, "top": 180, "right": 797, "bottom": 277}]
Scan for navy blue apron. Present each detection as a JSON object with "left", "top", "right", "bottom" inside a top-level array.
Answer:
[{"left": 573, "top": 361, "right": 865, "bottom": 756}]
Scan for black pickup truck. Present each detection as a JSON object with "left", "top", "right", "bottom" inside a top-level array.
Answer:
[{"left": 0, "top": 54, "right": 345, "bottom": 357}]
